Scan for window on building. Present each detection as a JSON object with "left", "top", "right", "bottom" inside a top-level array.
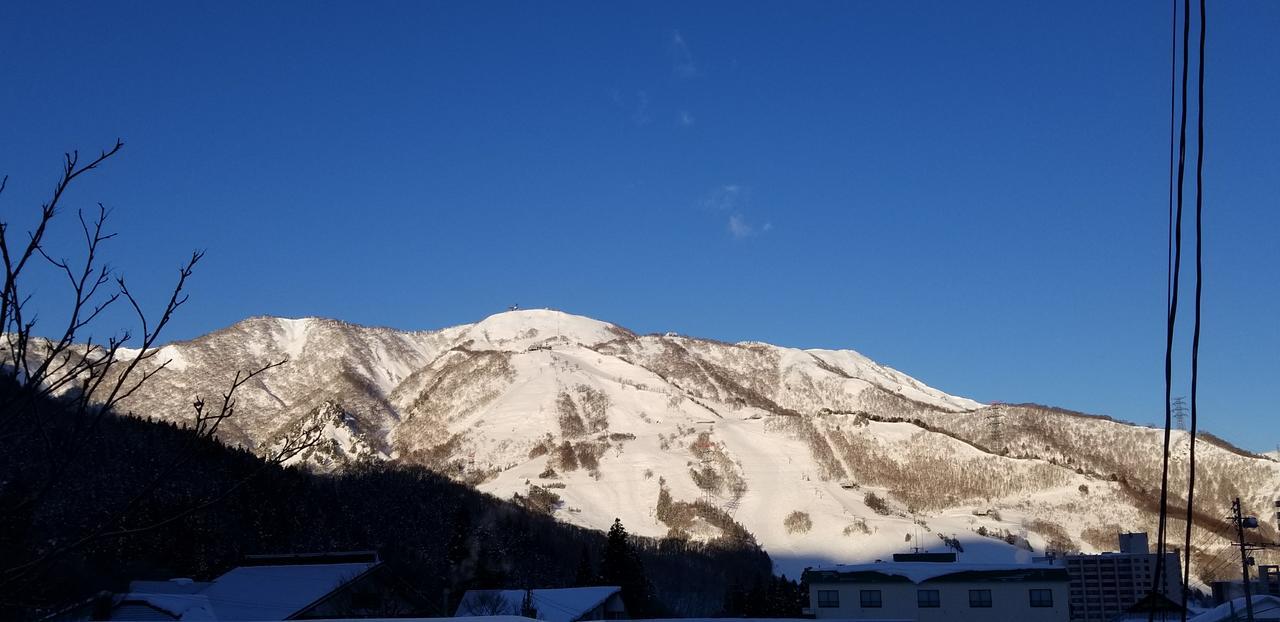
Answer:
[
  {"left": 1030, "top": 589, "right": 1054, "bottom": 608},
  {"left": 917, "top": 589, "right": 940, "bottom": 608},
  {"left": 969, "top": 589, "right": 993, "bottom": 608},
  {"left": 817, "top": 590, "right": 839, "bottom": 608},
  {"left": 859, "top": 590, "right": 882, "bottom": 608}
]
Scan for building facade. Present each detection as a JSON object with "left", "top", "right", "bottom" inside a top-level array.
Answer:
[
  {"left": 803, "top": 560, "right": 1070, "bottom": 622},
  {"left": 1211, "top": 564, "right": 1280, "bottom": 603},
  {"left": 1062, "top": 532, "right": 1183, "bottom": 622}
]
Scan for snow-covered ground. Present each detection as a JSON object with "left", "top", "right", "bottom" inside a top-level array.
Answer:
[{"left": 88, "top": 309, "right": 1280, "bottom": 581}]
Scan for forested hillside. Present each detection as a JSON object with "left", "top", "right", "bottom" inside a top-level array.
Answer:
[{"left": 0, "top": 385, "right": 773, "bottom": 620}]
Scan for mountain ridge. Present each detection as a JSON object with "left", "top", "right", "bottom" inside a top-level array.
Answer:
[{"left": 83, "top": 309, "right": 1279, "bottom": 582}]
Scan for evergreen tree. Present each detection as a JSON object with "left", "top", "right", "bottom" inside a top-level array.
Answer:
[
  {"left": 446, "top": 507, "right": 472, "bottom": 569},
  {"left": 744, "top": 580, "right": 767, "bottom": 616},
  {"left": 599, "top": 518, "right": 628, "bottom": 585},
  {"left": 471, "top": 535, "right": 508, "bottom": 589},
  {"left": 520, "top": 588, "right": 537, "bottom": 618},
  {"left": 599, "top": 518, "right": 653, "bottom": 616},
  {"left": 574, "top": 546, "right": 595, "bottom": 586},
  {"left": 722, "top": 574, "right": 803, "bottom": 617},
  {"left": 766, "top": 575, "right": 803, "bottom": 617},
  {"left": 722, "top": 580, "right": 748, "bottom": 617}
]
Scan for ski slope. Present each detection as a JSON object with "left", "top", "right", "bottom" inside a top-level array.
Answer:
[{"left": 94, "top": 310, "right": 1280, "bottom": 581}]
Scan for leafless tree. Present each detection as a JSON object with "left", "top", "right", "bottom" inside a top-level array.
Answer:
[
  {"left": 0, "top": 141, "right": 324, "bottom": 591},
  {"left": 459, "top": 590, "right": 515, "bottom": 616}
]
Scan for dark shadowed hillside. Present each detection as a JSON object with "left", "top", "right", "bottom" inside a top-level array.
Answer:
[{"left": 0, "top": 384, "right": 772, "bottom": 620}]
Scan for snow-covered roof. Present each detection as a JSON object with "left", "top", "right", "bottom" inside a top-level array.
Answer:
[
  {"left": 803, "top": 561, "right": 1068, "bottom": 584},
  {"left": 111, "top": 593, "right": 217, "bottom": 620},
  {"left": 455, "top": 587, "right": 622, "bottom": 622},
  {"left": 200, "top": 562, "right": 376, "bottom": 620},
  {"left": 1191, "top": 595, "right": 1280, "bottom": 621},
  {"left": 127, "top": 579, "right": 211, "bottom": 594},
  {"left": 113, "top": 561, "right": 377, "bottom": 621}
]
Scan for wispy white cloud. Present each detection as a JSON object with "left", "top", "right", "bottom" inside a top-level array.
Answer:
[
  {"left": 669, "top": 30, "right": 698, "bottom": 78},
  {"left": 678, "top": 110, "right": 695, "bottom": 127},
  {"left": 702, "top": 184, "right": 744, "bottom": 211},
  {"left": 702, "top": 184, "right": 770, "bottom": 239}
]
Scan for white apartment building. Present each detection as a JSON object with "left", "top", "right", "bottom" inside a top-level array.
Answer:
[
  {"left": 802, "top": 557, "right": 1070, "bottom": 622},
  {"left": 1062, "top": 532, "right": 1183, "bottom": 621}
]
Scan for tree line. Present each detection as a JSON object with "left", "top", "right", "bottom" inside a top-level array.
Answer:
[{"left": 0, "top": 143, "right": 773, "bottom": 620}]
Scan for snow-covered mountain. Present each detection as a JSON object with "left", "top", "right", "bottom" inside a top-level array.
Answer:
[{"left": 104, "top": 310, "right": 1280, "bottom": 581}]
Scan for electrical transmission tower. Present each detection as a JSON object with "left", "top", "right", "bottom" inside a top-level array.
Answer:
[
  {"left": 1172, "top": 396, "right": 1188, "bottom": 431},
  {"left": 987, "top": 407, "right": 1005, "bottom": 454}
]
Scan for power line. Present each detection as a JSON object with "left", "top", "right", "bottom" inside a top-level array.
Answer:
[
  {"left": 1180, "top": 0, "right": 1207, "bottom": 617},
  {"left": 1154, "top": 0, "right": 1193, "bottom": 604}
]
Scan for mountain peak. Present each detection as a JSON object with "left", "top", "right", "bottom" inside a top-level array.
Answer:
[
  {"left": 92, "top": 308, "right": 1280, "bottom": 583},
  {"left": 461, "top": 309, "right": 632, "bottom": 351}
]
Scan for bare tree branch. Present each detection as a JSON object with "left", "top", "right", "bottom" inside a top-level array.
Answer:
[{"left": 0, "top": 143, "right": 308, "bottom": 595}]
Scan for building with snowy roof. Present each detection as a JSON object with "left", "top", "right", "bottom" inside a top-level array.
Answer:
[
  {"left": 1190, "top": 594, "right": 1280, "bottom": 621},
  {"left": 1211, "top": 563, "right": 1280, "bottom": 604},
  {"left": 454, "top": 587, "right": 627, "bottom": 622},
  {"left": 102, "top": 551, "right": 431, "bottom": 620},
  {"left": 801, "top": 557, "right": 1069, "bottom": 621}
]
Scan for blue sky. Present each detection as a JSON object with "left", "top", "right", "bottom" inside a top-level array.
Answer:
[{"left": 3, "top": 2, "right": 1278, "bottom": 451}]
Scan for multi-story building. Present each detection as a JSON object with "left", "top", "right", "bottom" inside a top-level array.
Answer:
[
  {"left": 1211, "top": 564, "right": 1280, "bottom": 603},
  {"left": 802, "top": 553, "right": 1070, "bottom": 622},
  {"left": 1062, "top": 532, "right": 1182, "bottom": 621}
]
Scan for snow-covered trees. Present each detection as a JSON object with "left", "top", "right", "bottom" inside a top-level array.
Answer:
[
  {"left": 864, "top": 492, "right": 892, "bottom": 515},
  {"left": 783, "top": 511, "right": 813, "bottom": 534}
]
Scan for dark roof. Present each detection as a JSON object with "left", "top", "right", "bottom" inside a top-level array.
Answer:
[
  {"left": 241, "top": 550, "right": 379, "bottom": 566},
  {"left": 893, "top": 553, "right": 958, "bottom": 563},
  {"left": 924, "top": 568, "right": 1070, "bottom": 583},
  {"left": 1124, "top": 591, "right": 1187, "bottom": 613},
  {"left": 803, "top": 563, "right": 1070, "bottom": 585}
]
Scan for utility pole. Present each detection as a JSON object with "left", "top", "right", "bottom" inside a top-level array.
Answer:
[{"left": 1232, "top": 497, "right": 1256, "bottom": 621}]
